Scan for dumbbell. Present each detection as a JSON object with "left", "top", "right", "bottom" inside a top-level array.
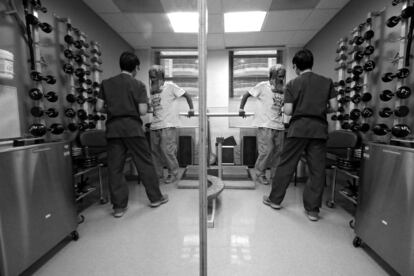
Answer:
[
  {"left": 29, "top": 88, "right": 43, "bottom": 100},
  {"left": 78, "top": 121, "right": 89, "bottom": 131},
  {"left": 91, "top": 114, "right": 101, "bottom": 121},
  {"left": 350, "top": 122, "right": 370, "bottom": 132},
  {"left": 380, "top": 86, "right": 411, "bottom": 101},
  {"left": 25, "top": 14, "right": 53, "bottom": 33},
  {"left": 386, "top": 6, "right": 414, "bottom": 28},
  {"left": 66, "top": 94, "right": 76, "bottom": 103},
  {"left": 86, "top": 88, "right": 94, "bottom": 94},
  {"left": 63, "top": 49, "right": 74, "bottom": 59},
  {"left": 351, "top": 51, "right": 365, "bottom": 62},
  {"left": 30, "top": 106, "right": 44, "bottom": 117},
  {"left": 77, "top": 109, "right": 88, "bottom": 120},
  {"left": 338, "top": 106, "right": 345, "bottom": 113},
  {"left": 351, "top": 83, "right": 367, "bottom": 92},
  {"left": 30, "top": 71, "right": 56, "bottom": 84},
  {"left": 77, "top": 95, "right": 86, "bottom": 104},
  {"left": 350, "top": 65, "right": 363, "bottom": 76},
  {"left": 92, "top": 81, "right": 100, "bottom": 88},
  {"left": 351, "top": 94, "right": 361, "bottom": 104},
  {"left": 363, "top": 60, "right": 376, "bottom": 72},
  {"left": 379, "top": 107, "right": 393, "bottom": 118},
  {"left": 74, "top": 40, "right": 89, "bottom": 49},
  {"left": 334, "top": 80, "right": 346, "bottom": 87},
  {"left": 45, "top": 108, "right": 59, "bottom": 118},
  {"left": 63, "top": 63, "right": 74, "bottom": 74},
  {"left": 44, "top": 91, "right": 58, "bottom": 102},
  {"left": 345, "top": 75, "right": 361, "bottom": 83},
  {"left": 364, "top": 45, "right": 375, "bottom": 56},
  {"left": 341, "top": 121, "right": 351, "bottom": 130},
  {"left": 363, "top": 30, "right": 375, "bottom": 40},
  {"left": 349, "top": 36, "right": 365, "bottom": 45},
  {"left": 49, "top": 123, "right": 65, "bottom": 135},
  {"left": 338, "top": 96, "right": 351, "bottom": 104},
  {"left": 335, "top": 54, "right": 348, "bottom": 62},
  {"left": 349, "top": 109, "right": 361, "bottom": 120},
  {"left": 90, "top": 48, "right": 102, "bottom": 56},
  {"left": 361, "top": 92, "right": 372, "bottom": 102},
  {"left": 74, "top": 68, "right": 90, "bottom": 78},
  {"left": 78, "top": 77, "right": 92, "bottom": 86},
  {"left": 64, "top": 108, "right": 76, "bottom": 118},
  {"left": 381, "top": 68, "right": 410, "bottom": 82},
  {"left": 373, "top": 123, "right": 411, "bottom": 137},
  {"left": 100, "top": 114, "right": 106, "bottom": 121},
  {"left": 394, "top": 105, "right": 410, "bottom": 117},
  {"left": 28, "top": 123, "right": 47, "bottom": 137},
  {"left": 74, "top": 54, "right": 87, "bottom": 64},
  {"left": 361, "top": 107, "right": 374, "bottom": 118},
  {"left": 90, "top": 56, "right": 102, "bottom": 64},
  {"left": 31, "top": 0, "right": 47, "bottom": 13},
  {"left": 86, "top": 97, "right": 97, "bottom": 104},
  {"left": 67, "top": 123, "right": 78, "bottom": 132}
]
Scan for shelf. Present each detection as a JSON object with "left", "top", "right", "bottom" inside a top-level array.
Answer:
[
  {"left": 73, "top": 164, "right": 103, "bottom": 177},
  {"left": 75, "top": 186, "right": 97, "bottom": 202},
  {"left": 339, "top": 190, "right": 358, "bottom": 205}
]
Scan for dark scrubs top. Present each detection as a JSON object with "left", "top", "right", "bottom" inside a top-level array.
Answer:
[
  {"left": 98, "top": 73, "right": 148, "bottom": 138},
  {"left": 284, "top": 71, "right": 337, "bottom": 140}
]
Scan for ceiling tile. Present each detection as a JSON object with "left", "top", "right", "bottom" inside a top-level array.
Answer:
[
  {"left": 82, "top": 0, "right": 121, "bottom": 13},
  {"left": 224, "top": 31, "right": 293, "bottom": 47},
  {"left": 261, "top": 10, "right": 312, "bottom": 31},
  {"left": 301, "top": 9, "right": 339, "bottom": 30},
  {"left": 288, "top": 30, "right": 318, "bottom": 46},
  {"left": 120, "top": 33, "right": 151, "bottom": 48},
  {"left": 222, "top": 0, "right": 273, "bottom": 12},
  {"left": 126, "top": 14, "right": 173, "bottom": 33},
  {"left": 160, "top": 0, "right": 197, "bottom": 12},
  {"left": 208, "top": 14, "right": 223, "bottom": 33},
  {"left": 113, "top": 0, "right": 164, "bottom": 13},
  {"left": 208, "top": 34, "right": 225, "bottom": 49},
  {"left": 316, "top": 0, "right": 350, "bottom": 9},
  {"left": 269, "top": 0, "right": 320, "bottom": 10},
  {"left": 100, "top": 13, "right": 137, "bottom": 33},
  {"left": 151, "top": 33, "right": 198, "bottom": 47}
]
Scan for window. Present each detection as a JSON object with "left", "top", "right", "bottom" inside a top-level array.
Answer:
[
  {"left": 229, "top": 49, "right": 283, "bottom": 98},
  {"left": 154, "top": 50, "right": 199, "bottom": 98}
]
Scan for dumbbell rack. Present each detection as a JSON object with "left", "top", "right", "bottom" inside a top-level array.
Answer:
[{"left": 25, "top": 1, "right": 64, "bottom": 138}]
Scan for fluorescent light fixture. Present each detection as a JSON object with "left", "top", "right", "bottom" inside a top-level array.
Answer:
[
  {"left": 235, "top": 50, "right": 278, "bottom": 55},
  {"left": 167, "top": 12, "right": 198, "bottom": 33},
  {"left": 160, "top": 51, "right": 198, "bottom": 56},
  {"left": 224, "top": 11, "right": 266, "bottom": 33}
]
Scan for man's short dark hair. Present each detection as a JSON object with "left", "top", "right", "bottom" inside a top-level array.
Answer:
[
  {"left": 292, "top": 49, "right": 313, "bottom": 71},
  {"left": 119, "top": 51, "right": 140, "bottom": 72}
]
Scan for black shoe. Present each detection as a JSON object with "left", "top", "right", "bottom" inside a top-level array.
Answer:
[
  {"left": 149, "top": 194, "right": 169, "bottom": 208},
  {"left": 262, "top": 196, "right": 281, "bottom": 210}
]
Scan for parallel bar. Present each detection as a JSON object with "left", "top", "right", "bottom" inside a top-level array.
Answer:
[
  {"left": 179, "top": 112, "right": 254, "bottom": 117},
  {"left": 198, "top": 0, "right": 208, "bottom": 275}
]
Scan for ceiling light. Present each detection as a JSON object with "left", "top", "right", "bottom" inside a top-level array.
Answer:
[
  {"left": 167, "top": 12, "right": 198, "bottom": 33},
  {"left": 224, "top": 11, "right": 266, "bottom": 33}
]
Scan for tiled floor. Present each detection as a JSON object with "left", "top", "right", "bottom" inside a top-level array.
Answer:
[{"left": 33, "top": 178, "right": 390, "bottom": 276}]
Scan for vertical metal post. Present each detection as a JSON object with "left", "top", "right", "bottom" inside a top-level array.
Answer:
[{"left": 198, "top": 0, "right": 208, "bottom": 275}]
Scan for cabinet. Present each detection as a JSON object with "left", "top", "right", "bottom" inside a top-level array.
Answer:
[{"left": 353, "top": 142, "right": 414, "bottom": 275}]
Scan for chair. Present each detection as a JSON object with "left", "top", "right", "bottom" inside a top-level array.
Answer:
[
  {"left": 325, "top": 130, "right": 361, "bottom": 209},
  {"left": 78, "top": 130, "right": 108, "bottom": 204}
]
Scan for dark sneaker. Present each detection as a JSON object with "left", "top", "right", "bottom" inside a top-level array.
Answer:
[
  {"left": 149, "top": 194, "right": 169, "bottom": 208},
  {"left": 113, "top": 207, "right": 127, "bottom": 218},
  {"left": 306, "top": 211, "right": 319, "bottom": 221},
  {"left": 165, "top": 174, "right": 178, "bottom": 184},
  {"left": 262, "top": 196, "right": 281, "bottom": 210},
  {"left": 256, "top": 175, "right": 269, "bottom": 185}
]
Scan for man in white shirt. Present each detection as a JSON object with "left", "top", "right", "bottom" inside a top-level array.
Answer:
[
  {"left": 149, "top": 65, "right": 194, "bottom": 183},
  {"left": 239, "top": 64, "right": 286, "bottom": 185}
]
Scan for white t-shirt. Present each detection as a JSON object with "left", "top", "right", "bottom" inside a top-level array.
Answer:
[
  {"left": 248, "top": 81, "right": 284, "bottom": 130},
  {"left": 150, "top": 81, "right": 185, "bottom": 130}
]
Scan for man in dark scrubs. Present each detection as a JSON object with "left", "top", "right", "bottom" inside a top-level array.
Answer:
[
  {"left": 97, "top": 52, "right": 168, "bottom": 218},
  {"left": 263, "top": 49, "right": 338, "bottom": 221}
]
